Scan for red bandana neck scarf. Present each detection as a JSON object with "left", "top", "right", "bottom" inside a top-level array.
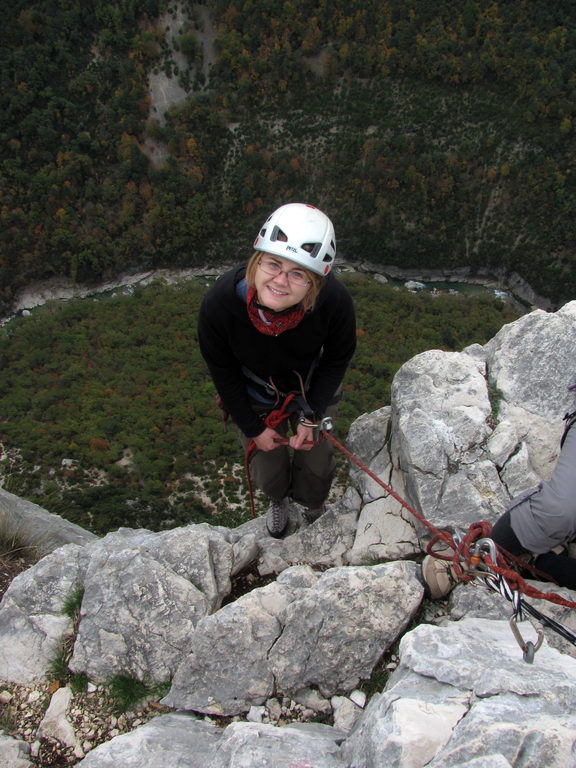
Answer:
[{"left": 246, "top": 285, "right": 306, "bottom": 336}]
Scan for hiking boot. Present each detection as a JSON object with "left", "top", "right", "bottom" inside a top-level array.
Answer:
[
  {"left": 421, "top": 551, "right": 460, "bottom": 600},
  {"left": 303, "top": 504, "right": 325, "bottom": 523},
  {"left": 266, "top": 498, "right": 289, "bottom": 538}
]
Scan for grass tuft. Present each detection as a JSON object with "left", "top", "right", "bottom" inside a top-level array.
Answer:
[
  {"left": 62, "top": 585, "right": 85, "bottom": 620},
  {"left": 106, "top": 675, "right": 170, "bottom": 714}
]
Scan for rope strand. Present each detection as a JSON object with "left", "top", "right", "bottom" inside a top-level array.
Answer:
[
  {"left": 322, "top": 430, "right": 576, "bottom": 611},
  {"left": 243, "top": 410, "right": 576, "bottom": 615}
]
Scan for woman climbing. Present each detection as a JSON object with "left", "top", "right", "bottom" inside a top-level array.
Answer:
[{"left": 197, "top": 203, "right": 356, "bottom": 537}]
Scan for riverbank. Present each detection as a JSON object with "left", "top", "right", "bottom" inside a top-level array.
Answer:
[
  {"left": 355, "top": 262, "right": 550, "bottom": 311},
  {"left": 0, "top": 266, "right": 227, "bottom": 327},
  {"left": 1, "top": 260, "right": 545, "bottom": 328}
]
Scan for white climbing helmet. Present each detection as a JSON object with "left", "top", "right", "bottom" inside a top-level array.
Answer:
[{"left": 253, "top": 203, "right": 336, "bottom": 276}]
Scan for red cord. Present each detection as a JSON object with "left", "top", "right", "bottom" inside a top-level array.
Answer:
[
  {"left": 245, "top": 394, "right": 297, "bottom": 518},
  {"left": 323, "top": 430, "right": 576, "bottom": 610},
  {"left": 243, "top": 415, "right": 576, "bottom": 610}
]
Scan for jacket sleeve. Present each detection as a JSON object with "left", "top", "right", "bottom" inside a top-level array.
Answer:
[
  {"left": 305, "top": 282, "right": 356, "bottom": 416},
  {"left": 197, "top": 287, "right": 266, "bottom": 438}
]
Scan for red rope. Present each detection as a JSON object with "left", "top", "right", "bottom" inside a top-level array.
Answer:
[
  {"left": 322, "top": 430, "right": 576, "bottom": 610},
  {"left": 244, "top": 394, "right": 296, "bottom": 518},
  {"left": 242, "top": 411, "right": 576, "bottom": 611}
]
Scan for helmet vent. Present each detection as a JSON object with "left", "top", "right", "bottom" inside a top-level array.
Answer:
[
  {"left": 304, "top": 243, "right": 321, "bottom": 258},
  {"left": 270, "top": 225, "right": 288, "bottom": 243}
]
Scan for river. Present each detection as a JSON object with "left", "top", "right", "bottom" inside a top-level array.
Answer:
[{"left": 1, "top": 261, "right": 534, "bottom": 328}]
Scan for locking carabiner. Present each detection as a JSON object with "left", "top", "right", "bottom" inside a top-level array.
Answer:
[
  {"left": 509, "top": 614, "right": 545, "bottom": 663},
  {"left": 468, "top": 537, "right": 498, "bottom": 571},
  {"left": 298, "top": 415, "right": 333, "bottom": 443}
]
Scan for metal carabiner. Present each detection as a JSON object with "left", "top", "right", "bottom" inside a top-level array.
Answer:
[
  {"left": 315, "top": 416, "right": 334, "bottom": 442},
  {"left": 319, "top": 416, "right": 333, "bottom": 433},
  {"left": 468, "top": 537, "right": 498, "bottom": 572},
  {"left": 298, "top": 415, "right": 334, "bottom": 443},
  {"left": 451, "top": 527, "right": 465, "bottom": 547},
  {"left": 509, "top": 615, "right": 545, "bottom": 664},
  {"left": 474, "top": 537, "right": 498, "bottom": 563}
]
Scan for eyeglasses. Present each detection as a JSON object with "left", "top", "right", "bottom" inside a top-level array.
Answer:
[{"left": 258, "top": 257, "right": 311, "bottom": 287}]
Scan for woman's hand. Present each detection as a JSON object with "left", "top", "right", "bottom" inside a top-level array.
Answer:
[
  {"left": 289, "top": 423, "right": 315, "bottom": 451},
  {"left": 253, "top": 427, "right": 285, "bottom": 452}
]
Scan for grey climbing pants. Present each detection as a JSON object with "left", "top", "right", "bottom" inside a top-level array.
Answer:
[{"left": 492, "top": 417, "right": 576, "bottom": 589}]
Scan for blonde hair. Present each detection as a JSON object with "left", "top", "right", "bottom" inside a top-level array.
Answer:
[{"left": 246, "top": 252, "right": 324, "bottom": 312}]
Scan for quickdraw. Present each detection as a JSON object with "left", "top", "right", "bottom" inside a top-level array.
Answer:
[
  {"left": 447, "top": 536, "right": 547, "bottom": 664},
  {"left": 459, "top": 535, "right": 576, "bottom": 662}
]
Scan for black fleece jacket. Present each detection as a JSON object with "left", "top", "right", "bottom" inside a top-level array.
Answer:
[{"left": 197, "top": 266, "right": 356, "bottom": 438}]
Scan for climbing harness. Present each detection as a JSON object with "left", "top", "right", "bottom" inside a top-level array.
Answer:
[
  {"left": 241, "top": 366, "right": 317, "bottom": 425},
  {"left": 243, "top": 369, "right": 329, "bottom": 517}
]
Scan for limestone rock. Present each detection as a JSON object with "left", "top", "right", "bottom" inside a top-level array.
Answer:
[
  {"left": 76, "top": 713, "right": 222, "bottom": 768},
  {"left": 0, "top": 733, "right": 33, "bottom": 768},
  {"left": 342, "top": 617, "right": 576, "bottom": 768},
  {"left": 37, "top": 686, "right": 79, "bottom": 752},
  {"left": 162, "top": 576, "right": 295, "bottom": 714},
  {"left": 0, "top": 544, "right": 88, "bottom": 683},
  {"left": 0, "top": 488, "right": 97, "bottom": 558},
  {"left": 268, "top": 562, "right": 423, "bottom": 697},
  {"left": 164, "top": 561, "right": 423, "bottom": 715},
  {"left": 69, "top": 547, "right": 208, "bottom": 683}
]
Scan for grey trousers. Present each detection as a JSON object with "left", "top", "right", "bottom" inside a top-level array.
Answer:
[
  {"left": 491, "top": 418, "right": 576, "bottom": 589},
  {"left": 508, "top": 418, "right": 576, "bottom": 555},
  {"left": 240, "top": 404, "right": 338, "bottom": 509}
]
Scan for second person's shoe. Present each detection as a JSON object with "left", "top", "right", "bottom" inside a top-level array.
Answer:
[{"left": 421, "top": 544, "right": 463, "bottom": 599}]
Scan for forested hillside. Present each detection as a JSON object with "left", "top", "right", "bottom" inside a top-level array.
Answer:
[{"left": 1, "top": 0, "right": 575, "bottom": 314}]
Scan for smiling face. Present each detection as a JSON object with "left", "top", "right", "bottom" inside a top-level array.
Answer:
[{"left": 253, "top": 255, "right": 312, "bottom": 312}]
